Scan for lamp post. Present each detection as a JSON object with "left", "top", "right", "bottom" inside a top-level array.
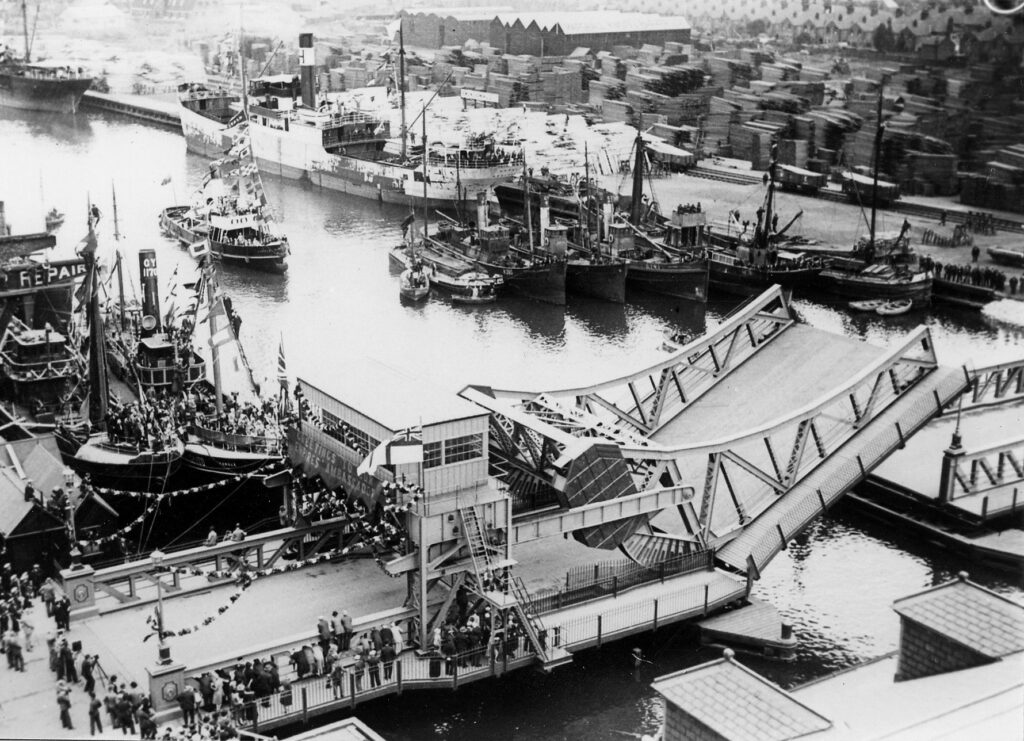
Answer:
[{"left": 150, "top": 549, "right": 170, "bottom": 664}]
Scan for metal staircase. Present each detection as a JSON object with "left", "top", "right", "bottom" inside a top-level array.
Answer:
[
  {"left": 619, "top": 529, "right": 691, "bottom": 567},
  {"left": 459, "top": 505, "right": 570, "bottom": 670}
]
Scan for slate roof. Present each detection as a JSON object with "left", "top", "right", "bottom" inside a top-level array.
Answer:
[
  {"left": 652, "top": 653, "right": 832, "bottom": 741},
  {"left": 894, "top": 574, "right": 1024, "bottom": 659}
]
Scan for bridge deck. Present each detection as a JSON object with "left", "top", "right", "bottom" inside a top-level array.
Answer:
[
  {"left": 718, "top": 366, "right": 969, "bottom": 574},
  {"left": 871, "top": 401, "right": 1024, "bottom": 519},
  {"left": 653, "top": 325, "right": 885, "bottom": 446}
]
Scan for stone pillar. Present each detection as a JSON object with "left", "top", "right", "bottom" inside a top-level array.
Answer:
[
  {"left": 60, "top": 564, "right": 98, "bottom": 621},
  {"left": 147, "top": 661, "right": 187, "bottom": 715}
]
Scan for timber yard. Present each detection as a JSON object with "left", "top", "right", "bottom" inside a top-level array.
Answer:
[{"left": 1, "top": 1, "right": 1023, "bottom": 740}]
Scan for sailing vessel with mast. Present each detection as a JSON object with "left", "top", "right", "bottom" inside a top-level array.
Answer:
[
  {"left": 0, "top": 1, "right": 92, "bottom": 113},
  {"left": 819, "top": 80, "right": 931, "bottom": 308},
  {"left": 55, "top": 212, "right": 184, "bottom": 492}
]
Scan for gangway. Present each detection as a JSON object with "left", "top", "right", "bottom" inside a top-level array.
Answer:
[{"left": 461, "top": 286, "right": 971, "bottom": 580}]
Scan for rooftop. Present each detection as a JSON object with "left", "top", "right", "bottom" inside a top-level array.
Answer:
[
  {"left": 494, "top": 11, "right": 690, "bottom": 36},
  {"left": 300, "top": 356, "right": 486, "bottom": 431},
  {"left": 893, "top": 573, "right": 1024, "bottom": 659},
  {"left": 652, "top": 651, "right": 831, "bottom": 741}
]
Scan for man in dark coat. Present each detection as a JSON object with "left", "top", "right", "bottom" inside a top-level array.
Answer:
[{"left": 176, "top": 685, "right": 197, "bottom": 727}]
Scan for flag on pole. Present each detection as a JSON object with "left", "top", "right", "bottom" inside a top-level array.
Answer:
[
  {"left": 277, "top": 335, "right": 287, "bottom": 387},
  {"left": 356, "top": 427, "right": 423, "bottom": 476}
]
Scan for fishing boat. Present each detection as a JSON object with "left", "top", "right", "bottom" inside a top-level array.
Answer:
[
  {"left": 699, "top": 147, "right": 824, "bottom": 296},
  {"left": 0, "top": 4, "right": 92, "bottom": 113},
  {"left": 848, "top": 299, "right": 885, "bottom": 311},
  {"left": 819, "top": 81, "right": 931, "bottom": 308},
  {"left": 987, "top": 245, "right": 1024, "bottom": 268},
  {"left": 390, "top": 241, "right": 499, "bottom": 304},
  {"left": 603, "top": 126, "right": 708, "bottom": 302},
  {"left": 0, "top": 317, "right": 80, "bottom": 421},
  {"left": 178, "top": 82, "right": 243, "bottom": 157},
  {"left": 246, "top": 31, "right": 520, "bottom": 210},
  {"left": 494, "top": 169, "right": 606, "bottom": 224},
  {"left": 875, "top": 299, "right": 913, "bottom": 316},
  {"left": 55, "top": 214, "right": 183, "bottom": 491},
  {"left": 205, "top": 209, "right": 289, "bottom": 273},
  {"left": 441, "top": 164, "right": 565, "bottom": 305},
  {"left": 181, "top": 265, "right": 286, "bottom": 480}
]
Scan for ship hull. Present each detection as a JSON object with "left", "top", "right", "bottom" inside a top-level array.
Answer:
[
  {"left": 819, "top": 270, "right": 932, "bottom": 307},
  {"left": 707, "top": 263, "right": 823, "bottom": 296},
  {"left": 179, "top": 105, "right": 237, "bottom": 157},
  {"left": 0, "top": 73, "right": 92, "bottom": 113},
  {"left": 626, "top": 262, "right": 709, "bottom": 302},
  {"left": 56, "top": 428, "right": 183, "bottom": 492},
  {"left": 498, "top": 261, "right": 566, "bottom": 305},
  {"left": 182, "top": 441, "right": 283, "bottom": 482},
  {"left": 209, "top": 237, "right": 288, "bottom": 273},
  {"left": 566, "top": 259, "right": 627, "bottom": 303}
]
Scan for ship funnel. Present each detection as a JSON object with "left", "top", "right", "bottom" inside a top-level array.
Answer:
[
  {"left": 299, "top": 33, "right": 316, "bottom": 110},
  {"left": 138, "top": 249, "right": 162, "bottom": 337},
  {"left": 476, "top": 192, "right": 488, "bottom": 235},
  {"left": 602, "top": 194, "right": 614, "bottom": 241},
  {"left": 539, "top": 195, "right": 550, "bottom": 246}
]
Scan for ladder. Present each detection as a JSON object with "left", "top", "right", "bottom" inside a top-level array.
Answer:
[{"left": 458, "top": 505, "right": 496, "bottom": 581}]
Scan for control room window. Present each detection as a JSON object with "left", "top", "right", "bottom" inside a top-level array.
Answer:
[
  {"left": 424, "top": 441, "right": 443, "bottom": 469},
  {"left": 444, "top": 433, "right": 483, "bottom": 464}
]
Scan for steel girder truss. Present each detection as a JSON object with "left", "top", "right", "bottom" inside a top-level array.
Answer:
[
  {"left": 950, "top": 437, "right": 1024, "bottom": 499},
  {"left": 962, "top": 358, "right": 1024, "bottom": 411}
]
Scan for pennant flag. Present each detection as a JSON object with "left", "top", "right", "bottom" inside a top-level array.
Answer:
[
  {"left": 160, "top": 175, "right": 172, "bottom": 186},
  {"left": 356, "top": 427, "right": 423, "bottom": 476}
]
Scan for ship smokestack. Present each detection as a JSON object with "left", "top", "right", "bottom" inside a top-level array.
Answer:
[
  {"left": 138, "top": 249, "right": 162, "bottom": 337},
  {"left": 476, "top": 192, "right": 488, "bottom": 235},
  {"left": 602, "top": 194, "right": 614, "bottom": 241},
  {"left": 539, "top": 195, "right": 550, "bottom": 246},
  {"left": 299, "top": 33, "right": 316, "bottom": 110}
]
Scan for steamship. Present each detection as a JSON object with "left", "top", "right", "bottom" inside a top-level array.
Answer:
[
  {"left": 178, "top": 82, "right": 242, "bottom": 157},
  {"left": 246, "top": 33, "right": 520, "bottom": 210}
]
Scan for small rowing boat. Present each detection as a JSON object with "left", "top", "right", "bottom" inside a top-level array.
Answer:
[
  {"left": 875, "top": 299, "right": 913, "bottom": 316},
  {"left": 849, "top": 299, "right": 885, "bottom": 311}
]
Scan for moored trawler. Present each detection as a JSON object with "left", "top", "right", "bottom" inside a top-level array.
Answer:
[
  {"left": 177, "top": 82, "right": 242, "bottom": 157},
  {"left": 246, "top": 33, "right": 520, "bottom": 210},
  {"left": 0, "top": 61, "right": 92, "bottom": 114}
]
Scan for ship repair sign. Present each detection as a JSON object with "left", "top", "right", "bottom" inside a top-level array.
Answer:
[{"left": 9, "top": 258, "right": 87, "bottom": 289}]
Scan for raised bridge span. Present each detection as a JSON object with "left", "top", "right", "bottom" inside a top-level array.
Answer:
[{"left": 462, "top": 286, "right": 971, "bottom": 580}]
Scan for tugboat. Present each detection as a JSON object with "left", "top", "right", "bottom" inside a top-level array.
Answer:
[
  {"left": 0, "top": 5, "right": 92, "bottom": 113},
  {"left": 0, "top": 317, "right": 80, "bottom": 421},
  {"left": 44, "top": 208, "right": 64, "bottom": 232},
  {"left": 55, "top": 214, "right": 183, "bottom": 492},
  {"left": 819, "top": 80, "right": 931, "bottom": 308}
]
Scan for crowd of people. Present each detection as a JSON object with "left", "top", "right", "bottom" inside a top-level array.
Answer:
[
  {"left": 104, "top": 399, "right": 179, "bottom": 451},
  {"left": 920, "top": 254, "right": 1017, "bottom": 293},
  {"left": 939, "top": 209, "right": 999, "bottom": 235}
]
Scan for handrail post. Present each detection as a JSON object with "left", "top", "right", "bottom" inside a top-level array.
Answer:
[
  {"left": 397, "top": 658, "right": 403, "bottom": 695},
  {"left": 597, "top": 615, "right": 603, "bottom": 648},
  {"left": 653, "top": 599, "right": 658, "bottom": 632},
  {"left": 704, "top": 584, "right": 709, "bottom": 615},
  {"left": 453, "top": 656, "right": 459, "bottom": 690},
  {"left": 613, "top": 575, "right": 618, "bottom": 597},
  {"left": 301, "top": 687, "right": 308, "bottom": 725},
  {"left": 349, "top": 672, "right": 356, "bottom": 708}
]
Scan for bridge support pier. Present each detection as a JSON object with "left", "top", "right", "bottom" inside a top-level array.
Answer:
[{"left": 938, "top": 431, "right": 965, "bottom": 504}]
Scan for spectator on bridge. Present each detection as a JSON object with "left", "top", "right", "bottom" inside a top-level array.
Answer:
[
  {"left": 57, "top": 683, "right": 73, "bottom": 729},
  {"left": 311, "top": 642, "right": 325, "bottom": 676},
  {"left": 340, "top": 611, "right": 353, "bottom": 650},
  {"left": 88, "top": 691, "right": 103, "bottom": 736},
  {"left": 176, "top": 684, "right": 197, "bottom": 727},
  {"left": 205, "top": 529, "right": 218, "bottom": 547},
  {"left": 317, "top": 615, "right": 331, "bottom": 654},
  {"left": 366, "top": 648, "right": 382, "bottom": 687},
  {"left": 230, "top": 524, "right": 246, "bottom": 542}
]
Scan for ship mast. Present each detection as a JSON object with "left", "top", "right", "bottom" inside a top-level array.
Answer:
[
  {"left": 398, "top": 20, "right": 407, "bottom": 161},
  {"left": 238, "top": 8, "right": 249, "bottom": 119},
  {"left": 868, "top": 79, "right": 885, "bottom": 254},
  {"left": 583, "top": 142, "right": 592, "bottom": 252},
  {"left": 523, "top": 152, "right": 534, "bottom": 255},
  {"left": 21, "top": 0, "right": 30, "bottom": 62},
  {"left": 207, "top": 265, "right": 224, "bottom": 417},
  {"left": 112, "top": 183, "right": 126, "bottom": 333},
  {"left": 83, "top": 206, "right": 109, "bottom": 429},
  {"left": 630, "top": 120, "right": 644, "bottom": 227},
  {"left": 761, "top": 144, "right": 778, "bottom": 251},
  {"left": 421, "top": 105, "right": 428, "bottom": 242}
]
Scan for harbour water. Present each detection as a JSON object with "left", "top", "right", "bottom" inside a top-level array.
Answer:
[{"left": 3, "top": 109, "right": 1023, "bottom": 739}]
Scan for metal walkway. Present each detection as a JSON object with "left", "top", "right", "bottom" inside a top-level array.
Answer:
[{"left": 462, "top": 286, "right": 972, "bottom": 579}]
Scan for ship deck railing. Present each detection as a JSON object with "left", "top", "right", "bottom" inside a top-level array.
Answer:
[{"left": 191, "top": 423, "right": 283, "bottom": 454}]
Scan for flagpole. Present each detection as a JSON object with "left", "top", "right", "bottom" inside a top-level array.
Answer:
[{"left": 206, "top": 263, "right": 224, "bottom": 417}]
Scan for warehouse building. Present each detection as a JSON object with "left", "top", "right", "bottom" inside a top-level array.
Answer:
[{"left": 399, "top": 9, "right": 691, "bottom": 55}]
